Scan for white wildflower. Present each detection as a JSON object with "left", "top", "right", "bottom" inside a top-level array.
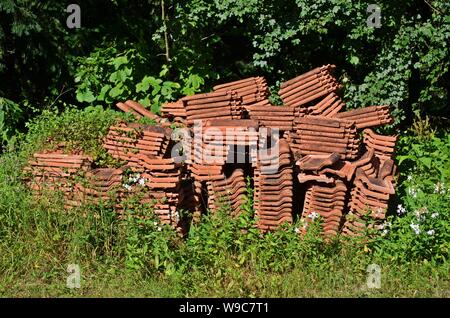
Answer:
[
  {"left": 410, "top": 223, "right": 420, "bottom": 235},
  {"left": 407, "top": 175, "right": 412, "bottom": 181},
  {"left": 123, "top": 184, "right": 132, "bottom": 191},
  {"left": 434, "top": 182, "right": 446, "bottom": 194},
  {"left": 153, "top": 221, "right": 158, "bottom": 226},
  {"left": 308, "top": 211, "right": 320, "bottom": 221},
  {"left": 138, "top": 178, "right": 146, "bottom": 186},
  {"left": 294, "top": 227, "right": 301, "bottom": 234},
  {"left": 381, "top": 229, "right": 389, "bottom": 236},
  {"left": 380, "top": 221, "right": 392, "bottom": 231},
  {"left": 431, "top": 212, "right": 439, "bottom": 219},
  {"left": 426, "top": 229, "right": 435, "bottom": 236},
  {"left": 157, "top": 227, "right": 162, "bottom": 231},
  {"left": 397, "top": 204, "right": 406, "bottom": 215},
  {"left": 408, "top": 187, "right": 418, "bottom": 198}
]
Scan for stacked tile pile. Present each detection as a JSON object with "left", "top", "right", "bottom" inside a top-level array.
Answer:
[
  {"left": 160, "top": 100, "right": 186, "bottom": 124},
  {"left": 182, "top": 91, "right": 243, "bottom": 125},
  {"left": 246, "top": 105, "right": 295, "bottom": 132},
  {"left": 126, "top": 156, "right": 188, "bottom": 230},
  {"left": 300, "top": 180, "right": 347, "bottom": 236},
  {"left": 278, "top": 64, "right": 342, "bottom": 109},
  {"left": 336, "top": 105, "right": 392, "bottom": 129},
  {"left": 213, "top": 77, "right": 269, "bottom": 113},
  {"left": 103, "top": 123, "right": 172, "bottom": 163},
  {"left": 253, "top": 140, "right": 293, "bottom": 231},
  {"left": 206, "top": 168, "right": 247, "bottom": 217},
  {"left": 26, "top": 64, "right": 399, "bottom": 238},
  {"left": 24, "top": 152, "right": 92, "bottom": 208},
  {"left": 341, "top": 129, "right": 397, "bottom": 236},
  {"left": 290, "top": 116, "right": 359, "bottom": 160},
  {"left": 70, "top": 168, "right": 124, "bottom": 208}
]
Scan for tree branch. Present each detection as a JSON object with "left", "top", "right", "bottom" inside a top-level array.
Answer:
[{"left": 161, "top": 0, "right": 171, "bottom": 62}]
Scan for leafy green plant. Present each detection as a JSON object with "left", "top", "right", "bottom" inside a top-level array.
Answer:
[
  {"left": 75, "top": 47, "right": 204, "bottom": 114},
  {"left": 23, "top": 105, "right": 120, "bottom": 163},
  {"left": 0, "top": 97, "right": 22, "bottom": 150}
]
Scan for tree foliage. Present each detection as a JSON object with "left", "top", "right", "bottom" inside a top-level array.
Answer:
[{"left": 0, "top": 0, "right": 449, "bottom": 143}]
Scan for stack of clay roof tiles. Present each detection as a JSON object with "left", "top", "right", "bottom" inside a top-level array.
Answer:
[
  {"left": 181, "top": 91, "right": 243, "bottom": 125},
  {"left": 300, "top": 180, "right": 347, "bottom": 236},
  {"left": 254, "top": 140, "right": 293, "bottom": 231},
  {"left": 246, "top": 105, "right": 295, "bottom": 132},
  {"left": 278, "top": 64, "right": 342, "bottom": 109},
  {"left": 24, "top": 152, "right": 92, "bottom": 208},
  {"left": 160, "top": 100, "right": 186, "bottom": 124},
  {"left": 103, "top": 123, "right": 172, "bottom": 163},
  {"left": 25, "top": 64, "right": 399, "bottom": 238},
  {"left": 290, "top": 116, "right": 359, "bottom": 160},
  {"left": 71, "top": 167, "right": 124, "bottom": 208},
  {"left": 335, "top": 105, "right": 392, "bottom": 129},
  {"left": 341, "top": 129, "right": 397, "bottom": 236},
  {"left": 125, "top": 156, "right": 188, "bottom": 230},
  {"left": 206, "top": 168, "right": 246, "bottom": 217},
  {"left": 307, "top": 92, "right": 345, "bottom": 117},
  {"left": 213, "top": 76, "right": 269, "bottom": 106}
]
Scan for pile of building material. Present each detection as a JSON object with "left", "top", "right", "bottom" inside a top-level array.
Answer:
[{"left": 25, "top": 64, "right": 398, "bottom": 237}]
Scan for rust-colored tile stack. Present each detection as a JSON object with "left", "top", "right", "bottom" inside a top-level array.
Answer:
[
  {"left": 127, "top": 156, "right": 187, "bottom": 230},
  {"left": 278, "top": 64, "right": 342, "bottom": 109},
  {"left": 213, "top": 76, "right": 269, "bottom": 107},
  {"left": 246, "top": 105, "right": 295, "bottom": 132},
  {"left": 254, "top": 139, "right": 293, "bottom": 231},
  {"left": 24, "top": 151, "right": 92, "bottom": 208},
  {"left": 71, "top": 167, "right": 124, "bottom": 208},
  {"left": 290, "top": 116, "right": 359, "bottom": 160},
  {"left": 336, "top": 105, "right": 392, "bottom": 129},
  {"left": 25, "top": 64, "right": 399, "bottom": 238},
  {"left": 103, "top": 123, "right": 172, "bottom": 163},
  {"left": 300, "top": 180, "right": 347, "bottom": 236},
  {"left": 341, "top": 129, "right": 397, "bottom": 236},
  {"left": 206, "top": 168, "right": 246, "bottom": 217},
  {"left": 182, "top": 91, "right": 243, "bottom": 125}
]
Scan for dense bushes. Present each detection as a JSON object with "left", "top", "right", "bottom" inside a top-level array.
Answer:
[
  {"left": 370, "top": 125, "right": 450, "bottom": 262},
  {"left": 1, "top": 1, "right": 449, "bottom": 137}
]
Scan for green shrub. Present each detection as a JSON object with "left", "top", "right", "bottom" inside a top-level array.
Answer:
[
  {"left": 370, "top": 127, "right": 450, "bottom": 262},
  {"left": 22, "top": 105, "right": 121, "bottom": 164}
]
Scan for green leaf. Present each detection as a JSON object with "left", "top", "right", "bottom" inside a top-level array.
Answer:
[
  {"left": 111, "top": 56, "right": 128, "bottom": 70},
  {"left": 397, "top": 155, "right": 411, "bottom": 166},
  {"left": 98, "top": 84, "right": 111, "bottom": 101},
  {"left": 76, "top": 89, "right": 96, "bottom": 103},
  {"left": 418, "top": 157, "right": 432, "bottom": 169},
  {"left": 109, "top": 84, "right": 124, "bottom": 98},
  {"left": 349, "top": 55, "right": 360, "bottom": 65}
]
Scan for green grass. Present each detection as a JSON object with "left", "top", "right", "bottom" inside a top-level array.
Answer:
[{"left": 1, "top": 253, "right": 449, "bottom": 297}]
